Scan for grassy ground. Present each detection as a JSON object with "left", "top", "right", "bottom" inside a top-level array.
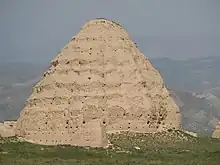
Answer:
[{"left": 1, "top": 131, "right": 220, "bottom": 165}]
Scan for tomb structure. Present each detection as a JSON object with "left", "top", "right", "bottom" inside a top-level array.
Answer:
[{"left": 15, "top": 19, "right": 181, "bottom": 147}]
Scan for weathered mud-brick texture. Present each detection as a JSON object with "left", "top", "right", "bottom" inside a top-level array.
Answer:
[{"left": 15, "top": 19, "right": 181, "bottom": 147}]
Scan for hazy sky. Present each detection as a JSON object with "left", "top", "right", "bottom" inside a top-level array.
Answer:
[{"left": 0, "top": 0, "right": 219, "bottom": 62}]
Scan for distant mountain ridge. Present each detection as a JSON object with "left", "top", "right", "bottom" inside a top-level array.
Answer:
[{"left": 151, "top": 56, "right": 220, "bottom": 92}]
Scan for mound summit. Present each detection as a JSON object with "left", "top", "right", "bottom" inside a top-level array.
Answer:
[{"left": 13, "top": 19, "right": 181, "bottom": 147}]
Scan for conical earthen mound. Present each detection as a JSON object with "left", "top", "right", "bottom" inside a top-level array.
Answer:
[{"left": 15, "top": 19, "right": 181, "bottom": 147}]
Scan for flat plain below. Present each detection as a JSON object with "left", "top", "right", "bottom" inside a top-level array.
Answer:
[{"left": 1, "top": 131, "right": 220, "bottom": 165}]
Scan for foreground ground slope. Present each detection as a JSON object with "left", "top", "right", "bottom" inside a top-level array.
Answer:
[
  {"left": 1, "top": 131, "right": 220, "bottom": 165},
  {"left": 14, "top": 18, "right": 181, "bottom": 147}
]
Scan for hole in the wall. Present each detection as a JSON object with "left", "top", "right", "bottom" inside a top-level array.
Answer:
[
  {"left": 156, "top": 126, "right": 159, "bottom": 129},
  {"left": 88, "top": 77, "right": 91, "bottom": 80},
  {"left": 83, "top": 121, "right": 86, "bottom": 124},
  {"left": 65, "top": 61, "right": 70, "bottom": 64},
  {"left": 128, "top": 127, "right": 130, "bottom": 129},
  {"left": 103, "top": 121, "right": 106, "bottom": 125},
  {"left": 76, "top": 126, "right": 78, "bottom": 128},
  {"left": 128, "top": 122, "right": 130, "bottom": 125},
  {"left": 89, "top": 52, "right": 92, "bottom": 55},
  {"left": 66, "top": 121, "right": 69, "bottom": 124},
  {"left": 45, "top": 122, "right": 48, "bottom": 125},
  {"left": 147, "top": 121, "right": 150, "bottom": 124},
  {"left": 65, "top": 126, "right": 68, "bottom": 129},
  {"left": 70, "top": 126, "right": 72, "bottom": 129}
]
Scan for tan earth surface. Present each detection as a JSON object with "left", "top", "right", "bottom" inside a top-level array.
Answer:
[
  {"left": 0, "top": 121, "right": 16, "bottom": 137},
  {"left": 4, "top": 19, "right": 181, "bottom": 147},
  {"left": 212, "top": 121, "right": 220, "bottom": 138}
]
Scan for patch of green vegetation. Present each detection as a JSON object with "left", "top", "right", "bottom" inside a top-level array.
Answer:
[
  {"left": 111, "top": 20, "right": 122, "bottom": 27},
  {"left": 1, "top": 132, "right": 220, "bottom": 165}
]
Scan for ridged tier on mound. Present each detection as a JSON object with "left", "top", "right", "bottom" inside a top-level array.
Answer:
[
  {"left": 15, "top": 19, "right": 181, "bottom": 147},
  {"left": 212, "top": 122, "right": 220, "bottom": 138}
]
